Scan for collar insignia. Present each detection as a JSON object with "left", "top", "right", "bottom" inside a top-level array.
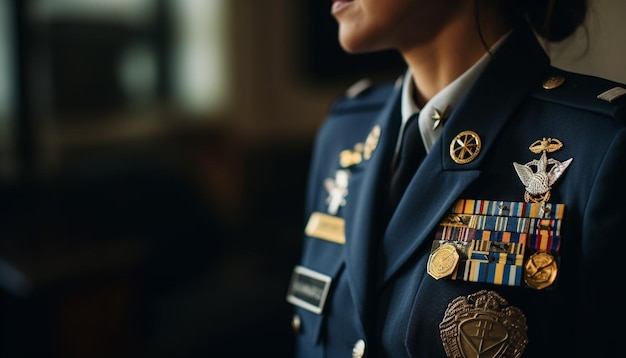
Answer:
[{"left": 432, "top": 105, "right": 451, "bottom": 130}]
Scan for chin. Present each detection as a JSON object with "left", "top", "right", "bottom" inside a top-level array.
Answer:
[{"left": 337, "top": 28, "right": 385, "bottom": 54}]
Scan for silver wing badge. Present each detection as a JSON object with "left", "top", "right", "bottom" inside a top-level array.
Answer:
[{"left": 513, "top": 138, "right": 572, "bottom": 203}]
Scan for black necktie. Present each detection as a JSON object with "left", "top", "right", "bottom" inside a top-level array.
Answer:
[{"left": 386, "top": 113, "right": 426, "bottom": 216}]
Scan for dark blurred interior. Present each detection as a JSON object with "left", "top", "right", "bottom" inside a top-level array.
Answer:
[{"left": 0, "top": 1, "right": 403, "bottom": 357}]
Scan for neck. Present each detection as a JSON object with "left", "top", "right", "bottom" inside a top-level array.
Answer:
[{"left": 400, "top": 6, "right": 509, "bottom": 106}]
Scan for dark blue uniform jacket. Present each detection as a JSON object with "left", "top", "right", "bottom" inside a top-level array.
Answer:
[{"left": 289, "top": 24, "right": 626, "bottom": 357}]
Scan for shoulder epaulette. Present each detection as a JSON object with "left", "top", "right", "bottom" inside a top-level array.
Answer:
[
  {"left": 329, "top": 76, "right": 400, "bottom": 116},
  {"left": 530, "top": 68, "right": 626, "bottom": 121}
]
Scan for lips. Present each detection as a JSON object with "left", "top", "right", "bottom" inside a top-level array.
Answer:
[{"left": 331, "top": 0, "right": 354, "bottom": 15}]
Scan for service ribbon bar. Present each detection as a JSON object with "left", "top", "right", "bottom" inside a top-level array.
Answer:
[
  {"left": 530, "top": 218, "right": 561, "bottom": 237},
  {"left": 436, "top": 226, "right": 475, "bottom": 242},
  {"left": 527, "top": 233, "right": 561, "bottom": 253},
  {"left": 436, "top": 227, "right": 528, "bottom": 244},
  {"left": 452, "top": 199, "right": 565, "bottom": 219},
  {"left": 469, "top": 251, "right": 523, "bottom": 266},
  {"left": 470, "top": 240, "right": 525, "bottom": 256},
  {"left": 452, "top": 260, "right": 523, "bottom": 287},
  {"left": 472, "top": 215, "right": 530, "bottom": 233}
]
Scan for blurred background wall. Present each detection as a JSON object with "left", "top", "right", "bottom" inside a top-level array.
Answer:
[{"left": 0, "top": 0, "right": 623, "bottom": 357}]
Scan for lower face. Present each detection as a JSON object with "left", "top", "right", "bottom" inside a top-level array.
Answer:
[{"left": 330, "top": 0, "right": 462, "bottom": 54}]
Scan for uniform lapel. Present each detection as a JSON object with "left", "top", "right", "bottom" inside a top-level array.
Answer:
[
  {"left": 380, "top": 24, "right": 551, "bottom": 283},
  {"left": 344, "top": 81, "right": 403, "bottom": 325}
]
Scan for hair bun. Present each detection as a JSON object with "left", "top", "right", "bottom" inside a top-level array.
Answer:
[{"left": 526, "top": 0, "right": 587, "bottom": 41}]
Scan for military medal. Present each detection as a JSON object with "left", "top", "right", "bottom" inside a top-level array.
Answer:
[
  {"left": 427, "top": 244, "right": 460, "bottom": 280},
  {"left": 440, "top": 290, "right": 528, "bottom": 358},
  {"left": 523, "top": 250, "right": 558, "bottom": 289},
  {"left": 513, "top": 138, "right": 572, "bottom": 203}
]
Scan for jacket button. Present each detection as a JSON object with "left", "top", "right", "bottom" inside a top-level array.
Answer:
[
  {"left": 542, "top": 75, "right": 565, "bottom": 89},
  {"left": 352, "top": 339, "right": 366, "bottom": 358},
  {"left": 291, "top": 314, "right": 301, "bottom": 333}
]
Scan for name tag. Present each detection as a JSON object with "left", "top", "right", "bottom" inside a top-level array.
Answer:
[
  {"left": 286, "top": 265, "right": 332, "bottom": 314},
  {"left": 305, "top": 211, "right": 345, "bottom": 244}
]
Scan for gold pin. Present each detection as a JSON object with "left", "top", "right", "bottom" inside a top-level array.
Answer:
[
  {"left": 339, "top": 146, "right": 363, "bottom": 168},
  {"left": 363, "top": 125, "right": 381, "bottom": 160},
  {"left": 305, "top": 212, "right": 346, "bottom": 244},
  {"left": 450, "top": 130, "right": 482, "bottom": 164},
  {"left": 431, "top": 105, "right": 451, "bottom": 130},
  {"left": 529, "top": 137, "right": 563, "bottom": 154}
]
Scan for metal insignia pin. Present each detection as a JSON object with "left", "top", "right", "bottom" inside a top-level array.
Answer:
[
  {"left": 339, "top": 143, "right": 363, "bottom": 168},
  {"left": 440, "top": 290, "right": 528, "bottom": 358},
  {"left": 450, "top": 130, "right": 482, "bottom": 164},
  {"left": 513, "top": 138, "right": 572, "bottom": 203},
  {"left": 432, "top": 105, "right": 451, "bottom": 130},
  {"left": 324, "top": 170, "right": 350, "bottom": 215},
  {"left": 363, "top": 125, "right": 381, "bottom": 160}
]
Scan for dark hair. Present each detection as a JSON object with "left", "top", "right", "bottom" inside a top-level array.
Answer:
[{"left": 501, "top": 0, "right": 588, "bottom": 42}]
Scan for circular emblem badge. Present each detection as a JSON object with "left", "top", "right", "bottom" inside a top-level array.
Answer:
[
  {"left": 450, "top": 130, "right": 482, "bottom": 164},
  {"left": 524, "top": 251, "right": 558, "bottom": 289}
]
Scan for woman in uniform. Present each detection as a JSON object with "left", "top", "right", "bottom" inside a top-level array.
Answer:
[{"left": 287, "top": 0, "right": 626, "bottom": 356}]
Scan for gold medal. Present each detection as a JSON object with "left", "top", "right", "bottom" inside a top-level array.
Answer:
[
  {"left": 427, "top": 244, "right": 460, "bottom": 280},
  {"left": 523, "top": 250, "right": 558, "bottom": 289}
]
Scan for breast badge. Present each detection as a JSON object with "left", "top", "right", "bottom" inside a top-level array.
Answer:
[
  {"left": 513, "top": 138, "right": 572, "bottom": 203},
  {"left": 440, "top": 290, "right": 528, "bottom": 358},
  {"left": 324, "top": 170, "right": 350, "bottom": 215}
]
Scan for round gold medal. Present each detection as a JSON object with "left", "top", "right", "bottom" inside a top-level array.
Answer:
[
  {"left": 427, "top": 244, "right": 460, "bottom": 280},
  {"left": 524, "top": 251, "right": 558, "bottom": 289}
]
